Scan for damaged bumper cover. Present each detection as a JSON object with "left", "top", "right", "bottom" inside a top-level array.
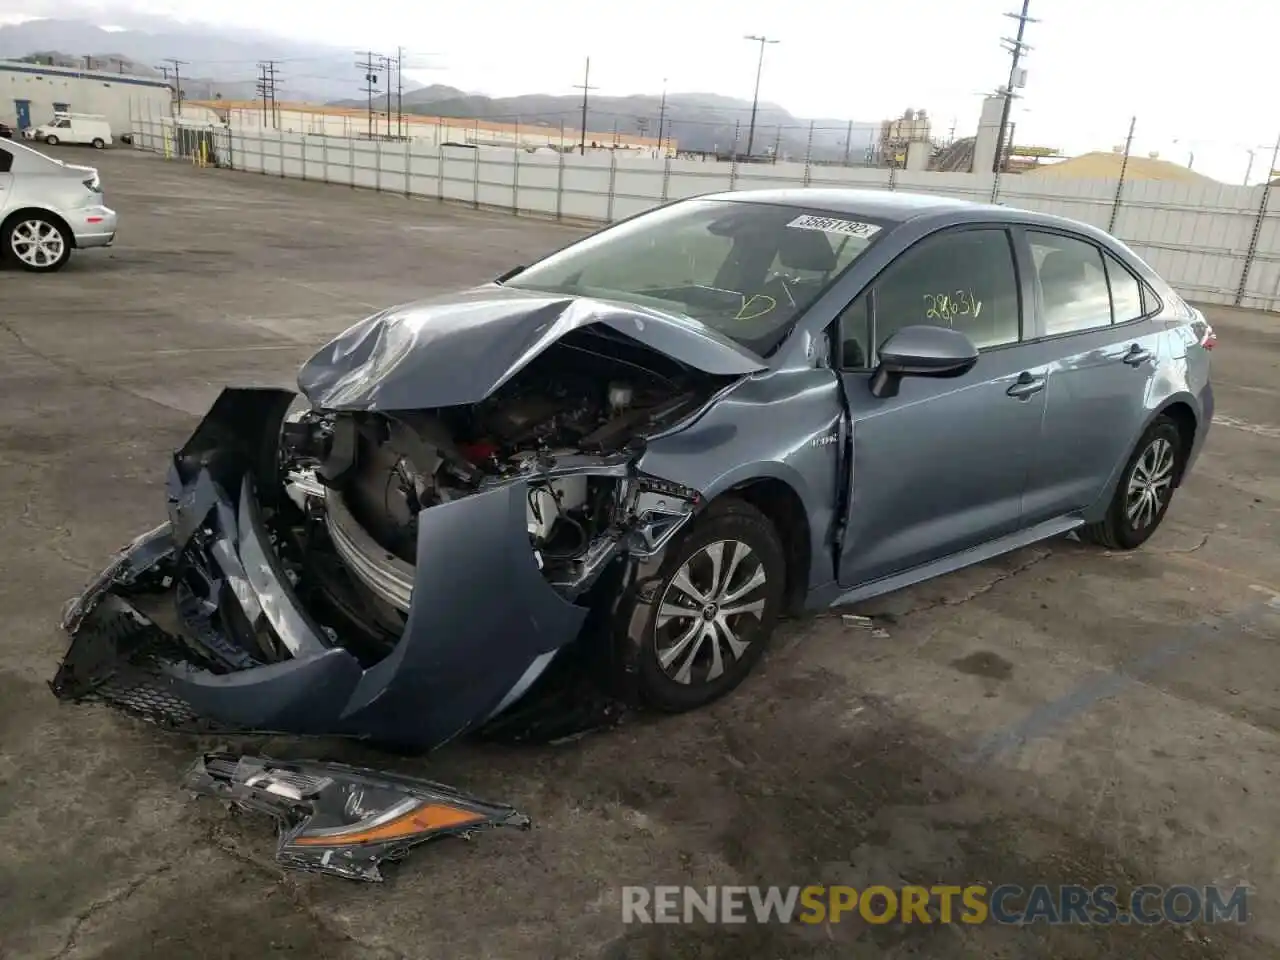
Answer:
[
  {"left": 50, "top": 387, "right": 695, "bottom": 750},
  {"left": 187, "top": 753, "right": 530, "bottom": 881}
]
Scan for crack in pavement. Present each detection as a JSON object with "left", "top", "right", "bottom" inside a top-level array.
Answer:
[
  {"left": 45, "top": 864, "right": 175, "bottom": 960},
  {"left": 890, "top": 548, "right": 1055, "bottom": 620},
  {"left": 0, "top": 318, "right": 201, "bottom": 419},
  {"left": 203, "top": 824, "right": 410, "bottom": 960}
]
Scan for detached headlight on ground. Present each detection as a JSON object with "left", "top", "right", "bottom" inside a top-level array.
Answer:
[{"left": 187, "top": 753, "right": 531, "bottom": 881}]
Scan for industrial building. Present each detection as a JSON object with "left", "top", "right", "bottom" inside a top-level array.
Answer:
[{"left": 0, "top": 59, "right": 171, "bottom": 135}]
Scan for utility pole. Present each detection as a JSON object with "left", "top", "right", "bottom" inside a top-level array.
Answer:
[
  {"left": 992, "top": 0, "right": 1035, "bottom": 173},
  {"left": 256, "top": 61, "right": 280, "bottom": 128},
  {"left": 163, "top": 58, "right": 189, "bottom": 116},
  {"left": 656, "top": 78, "right": 668, "bottom": 156},
  {"left": 376, "top": 54, "right": 394, "bottom": 138},
  {"left": 743, "top": 34, "right": 778, "bottom": 159},
  {"left": 357, "top": 51, "right": 380, "bottom": 139},
  {"left": 396, "top": 46, "right": 404, "bottom": 139},
  {"left": 256, "top": 62, "right": 268, "bottom": 127},
  {"left": 842, "top": 119, "right": 853, "bottom": 166},
  {"left": 573, "top": 57, "right": 597, "bottom": 155}
]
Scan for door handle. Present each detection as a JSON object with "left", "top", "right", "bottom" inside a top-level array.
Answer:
[
  {"left": 1006, "top": 371, "right": 1046, "bottom": 400},
  {"left": 1123, "top": 344, "right": 1153, "bottom": 366}
]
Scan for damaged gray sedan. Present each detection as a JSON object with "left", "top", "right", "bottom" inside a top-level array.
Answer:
[{"left": 52, "top": 189, "right": 1214, "bottom": 751}]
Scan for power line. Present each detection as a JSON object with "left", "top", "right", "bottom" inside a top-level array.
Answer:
[
  {"left": 743, "top": 34, "right": 779, "bottom": 159},
  {"left": 162, "top": 58, "right": 189, "bottom": 116},
  {"left": 993, "top": 0, "right": 1036, "bottom": 173},
  {"left": 572, "top": 56, "right": 598, "bottom": 155}
]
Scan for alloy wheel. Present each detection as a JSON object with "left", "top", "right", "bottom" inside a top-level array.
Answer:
[
  {"left": 654, "top": 539, "right": 768, "bottom": 686},
  {"left": 1125, "top": 436, "right": 1175, "bottom": 530},
  {"left": 10, "top": 220, "right": 66, "bottom": 269}
]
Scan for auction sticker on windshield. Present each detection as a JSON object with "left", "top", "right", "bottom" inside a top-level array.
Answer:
[{"left": 787, "top": 215, "right": 882, "bottom": 238}]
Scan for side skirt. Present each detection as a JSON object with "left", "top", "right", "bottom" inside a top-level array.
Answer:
[{"left": 813, "top": 514, "right": 1083, "bottom": 610}]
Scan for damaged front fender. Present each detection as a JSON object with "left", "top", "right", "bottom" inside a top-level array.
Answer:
[{"left": 50, "top": 387, "right": 611, "bottom": 750}]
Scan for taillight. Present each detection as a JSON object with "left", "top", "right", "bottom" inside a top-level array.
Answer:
[{"left": 1190, "top": 318, "right": 1216, "bottom": 350}]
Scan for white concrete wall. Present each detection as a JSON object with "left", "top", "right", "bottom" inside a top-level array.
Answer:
[
  {"left": 133, "top": 102, "right": 666, "bottom": 156},
  {"left": 130, "top": 119, "right": 1280, "bottom": 311},
  {"left": 0, "top": 61, "right": 170, "bottom": 135}
]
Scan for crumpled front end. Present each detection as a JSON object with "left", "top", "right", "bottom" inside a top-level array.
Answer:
[{"left": 50, "top": 373, "right": 707, "bottom": 749}]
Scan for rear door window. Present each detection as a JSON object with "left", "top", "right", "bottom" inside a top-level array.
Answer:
[
  {"left": 1104, "top": 252, "right": 1145, "bottom": 322},
  {"left": 0, "top": 146, "right": 11, "bottom": 173},
  {"left": 1028, "top": 232, "right": 1112, "bottom": 335}
]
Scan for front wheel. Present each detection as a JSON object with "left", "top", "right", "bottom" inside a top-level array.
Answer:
[
  {"left": 628, "top": 499, "right": 786, "bottom": 713},
  {"left": 91, "top": 138, "right": 105, "bottom": 149},
  {"left": 5, "top": 216, "right": 72, "bottom": 272},
  {"left": 1081, "top": 416, "right": 1182, "bottom": 550},
  {"left": 43, "top": 134, "right": 58, "bottom": 146}
]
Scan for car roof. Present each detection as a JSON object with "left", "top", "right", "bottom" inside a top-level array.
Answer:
[
  {"left": 696, "top": 186, "right": 1121, "bottom": 245},
  {"left": 698, "top": 187, "right": 1000, "bottom": 222}
]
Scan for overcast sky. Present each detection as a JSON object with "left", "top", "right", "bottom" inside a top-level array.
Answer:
[{"left": 1, "top": 0, "right": 1273, "bottom": 182}]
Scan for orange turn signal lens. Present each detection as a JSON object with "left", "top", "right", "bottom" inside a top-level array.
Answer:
[{"left": 292, "top": 802, "right": 486, "bottom": 846}]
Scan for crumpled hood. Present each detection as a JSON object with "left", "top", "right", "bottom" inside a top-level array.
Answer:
[{"left": 296, "top": 285, "right": 766, "bottom": 411}]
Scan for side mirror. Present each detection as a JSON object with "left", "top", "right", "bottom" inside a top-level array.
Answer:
[{"left": 868, "top": 325, "right": 979, "bottom": 399}]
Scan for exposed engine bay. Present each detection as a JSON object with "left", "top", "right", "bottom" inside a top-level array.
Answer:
[{"left": 275, "top": 328, "right": 722, "bottom": 663}]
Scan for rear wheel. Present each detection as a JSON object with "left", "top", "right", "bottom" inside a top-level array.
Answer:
[
  {"left": 92, "top": 137, "right": 105, "bottom": 149},
  {"left": 632, "top": 499, "right": 786, "bottom": 712},
  {"left": 4, "top": 215, "right": 72, "bottom": 272},
  {"left": 44, "top": 134, "right": 59, "bottom": 146},
  {"left": 1081, "top": 416, "right": 1182, "bottom": 550}
]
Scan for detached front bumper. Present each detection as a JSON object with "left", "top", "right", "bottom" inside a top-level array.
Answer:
[{"left": 50, "top": 388, "right": 589, "bottom": 750}]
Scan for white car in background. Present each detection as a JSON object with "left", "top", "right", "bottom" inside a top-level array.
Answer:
[{"left": 0, "top": 137, "right": 117, "bottom": 272}]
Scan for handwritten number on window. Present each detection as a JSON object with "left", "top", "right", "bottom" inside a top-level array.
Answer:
[{"left": 923, "top": 290, "right": 982, "bottom": 325}]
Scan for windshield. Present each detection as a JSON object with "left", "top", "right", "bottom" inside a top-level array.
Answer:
[{"left": 505, "top": 199, "right": 884, "bottom": 357}]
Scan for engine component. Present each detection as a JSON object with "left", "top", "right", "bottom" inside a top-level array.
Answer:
[
  {"left": 526, "top": 475, "right": 589, "bottom": 542},
  {"left": 486, "top": 395, "right": 566, "bottom": 443},
  {"left": 607, "top": 381, "right": 634, "bottom": 412}
]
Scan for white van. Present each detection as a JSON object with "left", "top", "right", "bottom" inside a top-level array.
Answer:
[{"left": 32, "top": 113, "right": 113, "bottom": 149}]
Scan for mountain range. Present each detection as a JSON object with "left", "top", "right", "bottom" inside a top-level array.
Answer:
[
  {"left": 0, "top": 17, "right": 414, "bottom": 103},
  {"left": 0, "top": 17, "right": 877, "bottom": 159},
  {"left": 337, "top": 84, "right": 878, "bottom": 160}
]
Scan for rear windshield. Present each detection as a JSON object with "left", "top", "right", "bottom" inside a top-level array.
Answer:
[{"left": 505, "top": 199, "right": 884, "bottom": 357}]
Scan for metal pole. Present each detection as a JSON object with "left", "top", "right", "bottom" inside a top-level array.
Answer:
[
  {"left": 992, "top": 0, "right": 1033, "bottom": 173},
  {"left": 574, "top": 57, "right": 596, "bottom": 156},
  {"left": 803, "top": 120, "right": 814, "bottom": 186},
  {"left": 743, "top": 34, "right": 778, "bottom": 159},
  {"left": 1244, "top": 149, "right": 1255, "bottom": 186},
  {"left": 656, "top": 79, "right": 668, "bottom": 157},
  {"left": 842, "top": 119, "right": 852, "bottom": 166},
  {"left": 1107, "top": 116, "right": 1136, "bottom": 234},
  {"left": 1235, "top": 130, "right": 1280, "bottom": 306}
]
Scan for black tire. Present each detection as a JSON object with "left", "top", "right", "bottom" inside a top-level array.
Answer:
[
  {"left": 1080, "top": 416, "right": 1182, "bottom": 550},
  {"left": 91, "top": 138, "right": 105, "bottom": 149},
  {"left": 44, "top": 134, "right": 58, "bottom": 146},
  {"left": 3, "top": 215, "right": 72, "bottom": 273},
  {"left": 629, "top": 499, "right": 786, "bottom": 713}
]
